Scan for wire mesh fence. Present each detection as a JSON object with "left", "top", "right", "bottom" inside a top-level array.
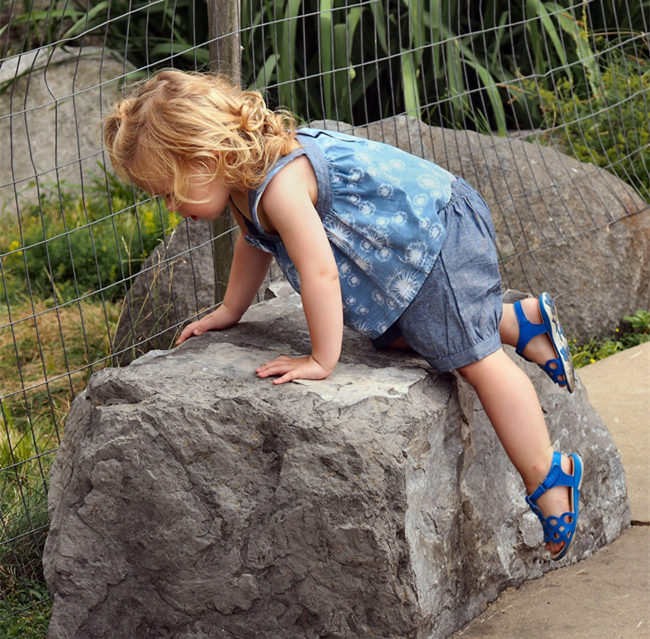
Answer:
[{"left": 1, "top": 0, "right": 649, "bottom": 629}]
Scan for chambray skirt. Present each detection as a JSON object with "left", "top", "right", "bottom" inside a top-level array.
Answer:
[{"left": 372, "top": 177, "right": 503, "bottom": 372}]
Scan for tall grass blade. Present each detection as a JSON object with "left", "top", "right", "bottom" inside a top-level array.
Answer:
[
  {"left": 426, "top": 0, "right": 443, "bottom": 78},
  {"left": 334, "top": 23, "right": 349, "bottom": 123},
  {"left": 278, "top": 0, "right": 302, "bottom": 109},
  {"left": 319, "top": 0, "right": 333, "bottom": 118},
  {"left": 525, "top": 0, "right": 546, "bottom": 77},
  {"left": 249, "top": 53, "right": 278, "bottom": 91},
  {"left": 61, "top": 1, "right": 109, "bottom": 41},
  {"left": 462, "top": 55, "right": 508, "bottom": 135},
  {"left": 406, "top": 0, "right": 426, "bottom": 67},
  {"left": 556, "top": 6, "right": 603, "bottom": 95},
  {"left": 332, "top": 8, "right": 361, "bottom": 124},
  {"left": 369, "top": 0, "right": 388, "bottom": 55},
  {"left": 401, "top": 49, "right": 421, "bottom": 119},
  {"left": 443, "top": 27, "right": 468, "bottom": 125},
  {"left": 489, "top": 11, "right": 511, "bottom": 71},
  {"left": 150, "top": 42, "right": 210, "bottom": 64},
  {"left": 535, "top": 1, "right": 568, "bottom": 68}
]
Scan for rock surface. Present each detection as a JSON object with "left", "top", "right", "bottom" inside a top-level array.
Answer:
[
  {"left": 311, "top": 118, "right": 650, "bottom": 342},
  {"left": 44, "top": 285, "right": 630, "bottom": 639},
  {"left": 0, "top": 46, "right": 130, "bottom": 212}
]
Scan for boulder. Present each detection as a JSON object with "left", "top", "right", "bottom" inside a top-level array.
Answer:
[
  {"left": 44, "top": 284, "right": 630, "bottom": 639},
  {"left": 311, "top": 118, "right": 650, "bottom": 342},
  {"left": 0, "top": 45, "right": 129, "bottom": 212}
]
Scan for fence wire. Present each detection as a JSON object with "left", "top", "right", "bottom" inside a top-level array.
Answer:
[{"left": 0, "top": 0, "right": 649, "bottom": 627}]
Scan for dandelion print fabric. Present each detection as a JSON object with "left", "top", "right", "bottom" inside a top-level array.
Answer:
[{"left": 244, "top": 128, "right": 453, "bottom": 339}]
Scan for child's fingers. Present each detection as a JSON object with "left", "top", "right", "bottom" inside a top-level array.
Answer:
[
  {"left": 256, "top": 362, "right": 290, "bottom": 377},
  {"left": 256, "top": 356, "right": 328, "bottom": 384},
  {"left": 255, "top": 355, "right": 292, "bottom": 373},
  {"left": 273, "top": 370, "right": 299, "bottom": 385},
  {"left": 255, "top": 357, "right": 298, "bottom": 379},
  {"left": 175, "top": 320, "right": 203, "bottom": 345}
]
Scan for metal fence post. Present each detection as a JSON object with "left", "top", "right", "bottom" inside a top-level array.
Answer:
[{"left": 206, "top": 0, "right": 241, "bottom": 304}]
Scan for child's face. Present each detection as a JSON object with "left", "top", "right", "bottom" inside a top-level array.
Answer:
[{"left": 150, "top": 175, "right": 233, "bottom": 222}]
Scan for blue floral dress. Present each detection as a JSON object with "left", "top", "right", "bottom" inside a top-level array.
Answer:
[{"left": 242, "top": 128, "right": 454, "bottom": 339}]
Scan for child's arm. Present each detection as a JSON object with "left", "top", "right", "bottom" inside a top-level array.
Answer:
[
  {"left": 175, "top": 214, "right": 273, "bottom": 345},
  {"left": 255, "top": 158, "right": 343, "bottom": 385}
]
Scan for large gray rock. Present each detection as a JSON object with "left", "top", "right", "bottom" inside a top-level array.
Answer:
[
  {"left": 311, "top": 118, "right": 650, "bottom": 342},
  {"left": 0, "top": 46, "right": 129, "bottom": 212},
  {"left": 44, "top": 285, "right": 630, "bottom": 639}
]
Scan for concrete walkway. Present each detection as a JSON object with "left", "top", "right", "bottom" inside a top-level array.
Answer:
[{"left": 451, "top": 342, "right": 650, "bottom": 639}]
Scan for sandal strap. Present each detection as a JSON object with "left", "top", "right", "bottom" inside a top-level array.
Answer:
[
  {"left": 540, "top": 358, "right": 567, "bottom": 386},
  {"left": 514, "top": 300, "right": 548, "bottom": 355},
  {"left": 526, "top": 451, "right": 575, "bottom": 504},
  {"left": 525, "top": 453, "right": 583, "bottom": 561},
  {"left": 540, "top": 512, "right": 577, "bottom": 545}
]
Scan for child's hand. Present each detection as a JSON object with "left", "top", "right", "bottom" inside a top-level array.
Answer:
[
  {"left": 256, "top": 355, "right": 333, "bottom": 385},
  {"left": 175, "top": 305, "right": 242, "bottom": 346}
]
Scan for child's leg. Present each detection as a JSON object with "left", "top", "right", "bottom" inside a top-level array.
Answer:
[{"left": 457, "top": 349, "right": 572, "bottom": 556}]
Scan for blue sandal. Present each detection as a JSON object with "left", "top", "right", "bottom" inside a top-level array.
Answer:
[
  {"left": 526, "top": 452, "right": 583, "bottom": 561},
  {"left": 514, "top": 292, "right": 576, "bottom": 393}
]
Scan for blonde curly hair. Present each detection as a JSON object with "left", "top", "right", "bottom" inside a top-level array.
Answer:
[{"left": 102, "top": 69, "right": 299, "bottom": 201}]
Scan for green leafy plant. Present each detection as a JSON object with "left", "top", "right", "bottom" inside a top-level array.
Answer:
[
  {"left": 0, "top": 473, "right": 50, "bottom": 588},
  {"left": 623, "top": 309, "right": 650, "bottom": 333},
  {"left": 0, "top": 399, "right": 52, "bottom": 637},
  {"left": 242, "top": 0, "right": 566, "bottom": 132},
  {"left": 570, "top": 335, "right": 625, "bottom": 367},
  {"left": 1, "top": 171, "right": 180, "bottom": 305},
  {"left": 621, "top": 310, "right": 650, "bottom": 348},
  {"left": 570, "top": 309, "right": 650, "bottom": 367},
  {"left": 537, "top": 48, "right": 650, "bottom": 200},
  {"left": 4, "top": 0, "right": 650, "bottom": 135},
  {"left": 0, "top": 579, "right": 51, "bottom": 639}
]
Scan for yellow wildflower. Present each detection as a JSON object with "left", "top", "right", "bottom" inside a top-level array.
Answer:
[{"left": 8, "top": 240, "right": 23, "bottom": 256}]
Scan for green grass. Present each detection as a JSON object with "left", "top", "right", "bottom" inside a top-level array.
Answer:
[
  {"left": 0, "top": 409, "right": 52, "bottom": 639},
  {"left": 0, "top": 581, "right": 51, "bottom": 639},
  {"left": 1, "top": 171, "right": 181, "bottom": 306},
  {"left": 9, "top": 0, "right": 648, "bottom": 134},
  {"left": 0, "top": 295, "right": 109, "bottom": 637}
]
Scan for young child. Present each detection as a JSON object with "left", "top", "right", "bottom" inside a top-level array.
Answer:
[{"left": 103, "top": 69, "right": 582, "bottom": 561}]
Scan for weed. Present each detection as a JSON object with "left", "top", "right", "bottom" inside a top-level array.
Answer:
[
  {"left": 570, "top": 309, "right": 650, "bottom": 367},
  {"left": 0, "top": 577, "right": 51, "bottom": 639},
  {"left": 622, "top": 309, "right": 650, "bottom": 335}
]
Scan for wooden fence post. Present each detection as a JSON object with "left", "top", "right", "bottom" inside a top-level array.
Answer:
[{"left": 206, "top": 0, "right": 241, "bottom": 304}]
